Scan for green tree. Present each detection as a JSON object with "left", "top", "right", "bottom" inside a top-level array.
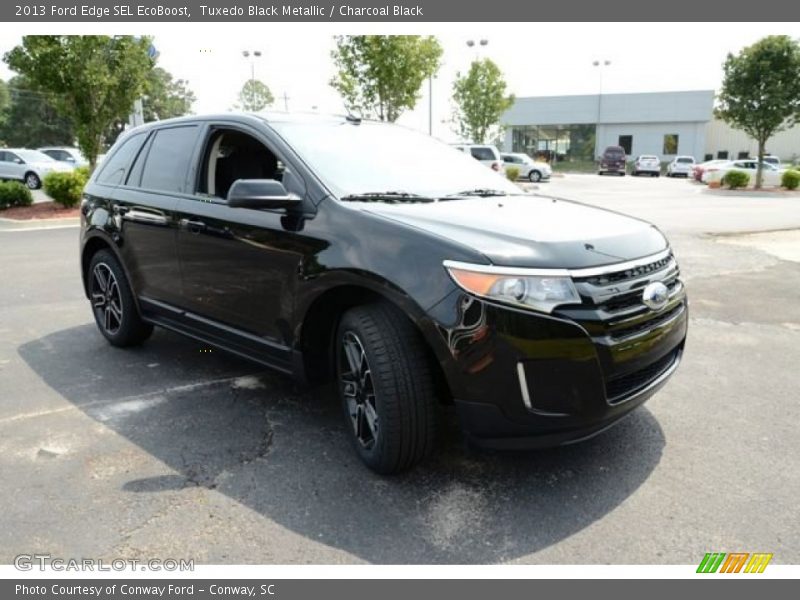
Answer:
[
  {"left": 330, "top": 35, "right": 442, "bottom": 122},
  {"left": 4, "top": 35, "right": 153, "bottom": 169},
  {"left": 452, "top": 58, "right": 515, "bottom": 144},
  {"left": 716, "top": 35, "right": 800, "bottom": 188},
  {"left": 236, "top": 79, "right": 274, "bottom": 112},
  {"left": 0, "top": 76, "right": 74, "bottom": 147},
  {"left": 0, "top": 79, "right": 9, "bottom": 138},
  {"left": 143, "top": 67, "right": 196, "bottom": 121},
  {"left": 105, "top": 66, "right": 197, "bottom": 147}
]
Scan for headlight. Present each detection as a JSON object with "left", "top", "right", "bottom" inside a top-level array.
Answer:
[{"left": 443, "top": 261, "right": 581, "bottom": 313}]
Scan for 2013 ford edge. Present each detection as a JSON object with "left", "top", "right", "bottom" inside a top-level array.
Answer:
[{"left": 79, "top": 113, "right": 687, "bottom": 474}]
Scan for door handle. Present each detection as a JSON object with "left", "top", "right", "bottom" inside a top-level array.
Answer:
[{"left": 180, "top": 218, "right": 207, "bottom": 233}]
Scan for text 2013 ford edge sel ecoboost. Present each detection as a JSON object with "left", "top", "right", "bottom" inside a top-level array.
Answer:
[{"left": 79, "top": 113, "right": 687, "bottom": 474}]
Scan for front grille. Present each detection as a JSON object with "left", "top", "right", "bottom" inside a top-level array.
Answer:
[
  {"left": 605, "top": 348, "right": 679, "bottom": 403},
  {"left": 558, "top": 251, "right": 685, "bottom": 341}
]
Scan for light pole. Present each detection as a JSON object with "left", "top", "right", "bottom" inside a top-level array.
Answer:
[
  {"left": 592, "top": 59, "right": 611, "bottom": 158},
  {"left": 242, "top": 49, "right": 262, "bottom": 109}
]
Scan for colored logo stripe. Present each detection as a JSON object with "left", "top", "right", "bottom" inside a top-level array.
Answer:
[{"left": 697, "top": 552, "right": 773, "bottom": 573}]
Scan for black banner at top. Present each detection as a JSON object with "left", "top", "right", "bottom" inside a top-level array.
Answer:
[{"left": 3, "top": 0, "right": 800, "bottom": 22}]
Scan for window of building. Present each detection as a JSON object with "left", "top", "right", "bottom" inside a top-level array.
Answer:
[
  {"left": 663, "top": 134, "right": 679, "bottom": 155},
  {"left": 717, "top": 151, "right": 729, "bottom": 160},
  {"left": 511, "top": 124, "right": 596, "bottom": 163},
  {"left": 618, "top": 135, "right": 633, "bottom": 155},
  {"left": 737, "top": 151, "right": 750, "bottom": 159},
  {"left": 139, "top": 126, "right": 200, "bottom": 193}
]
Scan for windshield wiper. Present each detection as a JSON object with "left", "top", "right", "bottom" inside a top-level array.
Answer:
[
  {"left": 444, "top": 188, "right": 509, "bottom": 198},
  {"left": 341, "top": 191, "right": 435, "bottom": 203}
]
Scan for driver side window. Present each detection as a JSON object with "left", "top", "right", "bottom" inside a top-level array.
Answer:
[{"left": 199, "top": 129, "right": 286, "bottom": 200}]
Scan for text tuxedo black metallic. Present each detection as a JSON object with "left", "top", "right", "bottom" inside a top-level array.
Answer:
[{"left": 79, "top": 113, "right": 687, "bottom": 473}]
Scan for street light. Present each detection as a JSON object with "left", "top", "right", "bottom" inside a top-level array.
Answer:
[
  {"left": 242, "top": 49, "right": 262, "bottom": 109},
  {"left": 592, "top": 60, "right": 611, "bottom": 158}
]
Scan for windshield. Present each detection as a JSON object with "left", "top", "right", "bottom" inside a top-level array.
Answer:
[
  {"left": 270, "top": 119, "right": 522, "bottom": 198},
  {"left": 16, "top": 150, "right": 54, "bottom": 163}
]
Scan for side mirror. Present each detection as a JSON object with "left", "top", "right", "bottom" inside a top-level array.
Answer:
[
  {"left": 227, "top": 179, "right": 301, "bottom": 210},
  {"left": 66, "top": 157, "right": 76, "bottom": 163},
  {"left": 14, "top": 158, "right": 24, "bottom": 165}
]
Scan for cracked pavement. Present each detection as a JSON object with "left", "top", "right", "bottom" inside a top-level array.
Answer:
[{"left": 1, "top": 174, "right": 799, "bottom": 564}]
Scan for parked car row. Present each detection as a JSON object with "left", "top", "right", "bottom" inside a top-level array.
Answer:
[{"left": 0, "top": 148, "right": 77, "bottom": 189}]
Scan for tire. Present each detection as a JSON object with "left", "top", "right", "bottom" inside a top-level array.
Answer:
[
  {"left": 529, "top": 170, "right": 542, "bottom": 183},
  {"left": 25, "top": 172, "right": 41, "bottom": 190},
  {"left": 88, "top": 249, "right": 153, "bottom": 347},
  {"left": 336, "top": 303, "right": 436, "bottom": 474}
]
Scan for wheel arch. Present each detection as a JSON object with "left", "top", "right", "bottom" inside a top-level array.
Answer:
[
  {"left": 80, "top": 231, "right": 138, "bottom": 309},
  {"left": 297, "top": 282, "right": 453, "bottom": 404}
]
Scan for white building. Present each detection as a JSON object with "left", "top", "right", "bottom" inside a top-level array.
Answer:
[{"left": 502, "top": 90, "right": 800, "bottom": 163}]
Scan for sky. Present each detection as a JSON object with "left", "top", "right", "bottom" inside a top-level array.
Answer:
[{"left": 1, "top": 22, "right": 799, "bottom": 141}]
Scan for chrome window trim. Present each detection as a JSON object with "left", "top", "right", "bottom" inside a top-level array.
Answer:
[{"left": 443, "top": 248, "right": 673, "bottom": 280}]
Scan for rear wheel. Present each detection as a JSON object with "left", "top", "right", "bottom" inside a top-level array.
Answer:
[
  {"left": 88, "top": 250, "right": 153, "bottom": 347},
  {"left": 336, "top": 303, "right": 436, "bottom": 474}
]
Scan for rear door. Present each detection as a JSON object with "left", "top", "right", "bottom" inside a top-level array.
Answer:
[{"left": 108, "top": 124, "right": 202, "bottom": 308}]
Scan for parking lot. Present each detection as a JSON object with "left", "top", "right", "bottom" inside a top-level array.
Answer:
[{"left": 1, "top": 173, "right": 799, "bottom": 565}]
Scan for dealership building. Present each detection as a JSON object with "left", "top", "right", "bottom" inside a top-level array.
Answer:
[{"left": 501, "top": 90, "right": 800, "bottom": 163}]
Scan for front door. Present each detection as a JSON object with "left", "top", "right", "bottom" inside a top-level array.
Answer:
[{"left": 174, "top": 124, "right": 312, "bottom": 361}]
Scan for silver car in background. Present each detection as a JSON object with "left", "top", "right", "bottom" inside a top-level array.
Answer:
[
  {"left": 0, "top": 148, "right": 75, "bottom": 189},
  {"left": 501, "top": 152, "right": 552, "bottom": 182},
  {"left": 666, "top": 155, "right": 696, "bottom": 178},
  {"left": 38, "top": 146, "right": 89, "bottom": 168}
]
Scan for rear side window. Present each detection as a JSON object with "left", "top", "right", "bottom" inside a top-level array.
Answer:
[
  {"left": 470, "top": 147, "right": 496, "bottom": 161},
  {"left": 95, "top": 133, "right": 147, "bottom": 186},
  {"left": 139, "top": 125, "right": 200, "bottom": 193}
]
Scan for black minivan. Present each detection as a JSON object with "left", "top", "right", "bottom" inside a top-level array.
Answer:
[{"left": 80, "top": 113, "right": 687, "bottom": 473}]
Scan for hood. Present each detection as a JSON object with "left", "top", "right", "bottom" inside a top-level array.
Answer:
[{"left": 359, "top": 195, "right": 668, "bottom": 269}]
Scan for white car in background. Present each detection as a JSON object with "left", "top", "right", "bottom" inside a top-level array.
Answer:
[
  {"left": 500, "top": 152, "right": 552, "bottom": 182},
  {"left": 38, "top": 146, "right": 89, "bottom": 168},
  {"left": 702, "top": 159, "right": 785, "bottom": 186},
  {"left": 453, "top": 144, "right": 506, "bottom": 174},
  {"left": 666, "top": 156, "right": 695, "bottom": 177},
  {"left": 631, "top": 155, "right": 661, "bottom": 177},
  {"left": 0, "top": 148, "right": 75, "bottom": 189}
]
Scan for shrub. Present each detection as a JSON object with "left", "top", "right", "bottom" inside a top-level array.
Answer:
[
  {"left": 43, "top": 167, "right": 90, "bottom": 208},
  {"left": 781, "top": 169, "right": 800, "bottom": 190},
  {"left": 505, "top": 166, "right": 520, "bottom": 181},
  {"left": 722, "top": 170, "right": 750, "bottom": 189},
  {"left": 0, "top": 180, "right": 34, "bottom": 209}
]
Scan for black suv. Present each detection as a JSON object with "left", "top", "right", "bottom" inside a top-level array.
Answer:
[{"left": 80, "top": 113, "right": 687, "bottom": 473}]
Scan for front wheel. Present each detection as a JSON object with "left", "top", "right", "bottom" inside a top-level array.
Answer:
[
  {"left": 25, "top": 172, "right": 41, "bottom": 189},
  {"left": 529, "top": 170, "right": 542, "bottom": 183},
  {"left": 336, "top": 303, "right": 437, "bottom": 474},
  {"left": 88, "top": 250, "right": 153, "bottom": 347}
]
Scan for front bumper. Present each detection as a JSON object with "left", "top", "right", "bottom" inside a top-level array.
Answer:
[{"left": 424, "top": 268, "right": 688, "bottom": 448}]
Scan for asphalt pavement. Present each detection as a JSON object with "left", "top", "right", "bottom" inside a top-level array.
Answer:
[{"left": 1, "top": 174, "right": 798, "bottom": 564}]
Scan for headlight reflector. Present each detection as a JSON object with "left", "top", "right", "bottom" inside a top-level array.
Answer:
[{"left": 445, "top": 262, "right": 581, "bottom": 313}]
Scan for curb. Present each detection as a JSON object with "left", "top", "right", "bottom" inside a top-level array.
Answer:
[{"left": 0, "top": 216, "right": 80, "bottom": 231}]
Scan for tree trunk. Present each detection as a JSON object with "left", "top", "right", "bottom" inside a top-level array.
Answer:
[{"left": 756, "top": 139, "right": 765, "bottom": 189}]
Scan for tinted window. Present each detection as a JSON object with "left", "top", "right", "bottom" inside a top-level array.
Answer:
[
  {"left": 95, "top": 133, "right": 147, "bottom": 186},
  {"left": 139, "top": 126, "right": 199, "bottom": 193},
  {"left": 470, "top": 147, "right": 496, "bottom": 161}
]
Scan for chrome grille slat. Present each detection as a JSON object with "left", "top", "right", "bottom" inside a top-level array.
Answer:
[{"left": 558, "top": 251, "right": 686, "bottom": 342}]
